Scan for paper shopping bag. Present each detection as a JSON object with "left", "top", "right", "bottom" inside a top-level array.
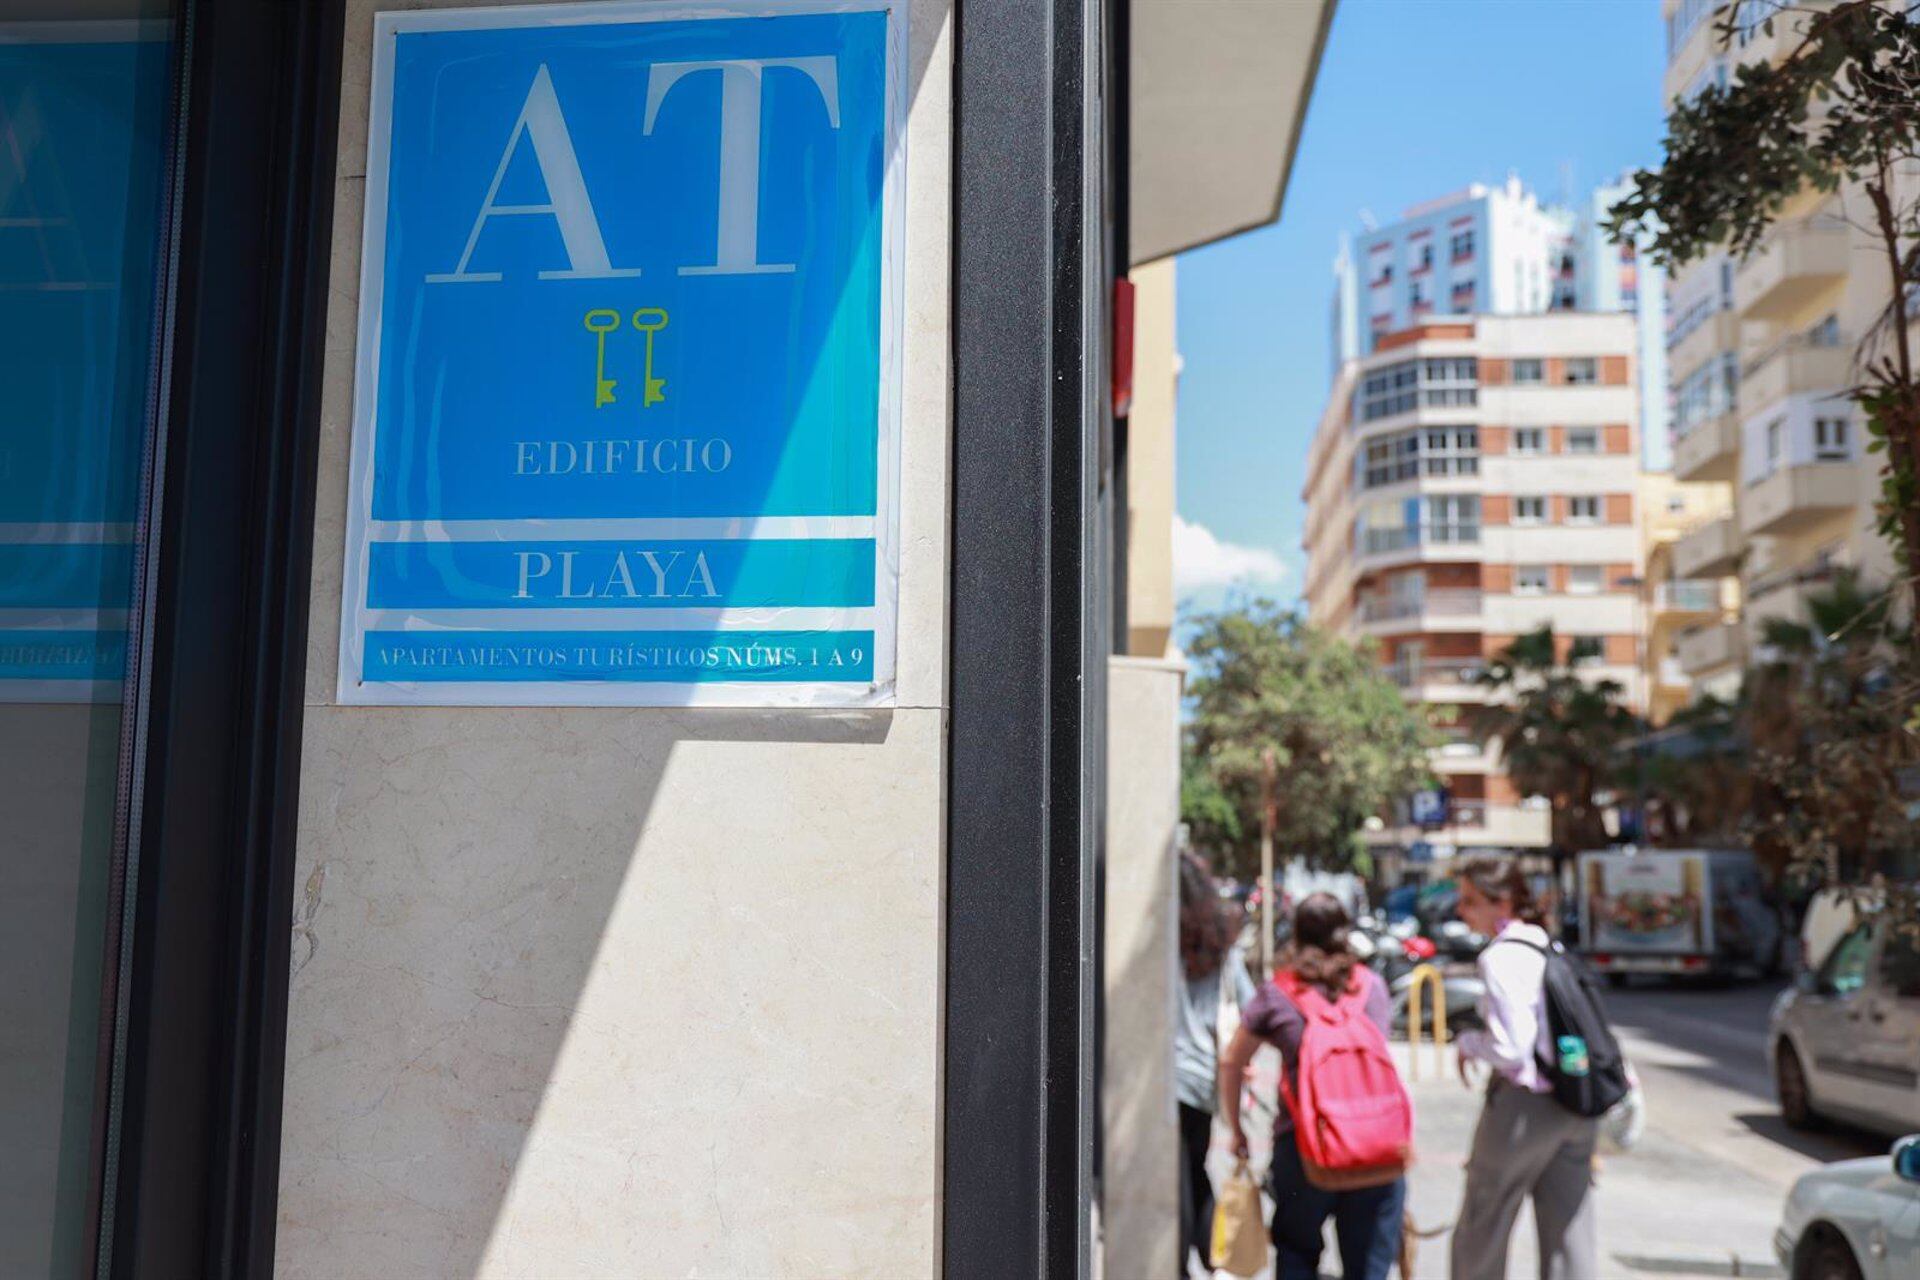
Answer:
[{"left": 1209, "top": 1158, "right": 1267, "bottom": 1277}]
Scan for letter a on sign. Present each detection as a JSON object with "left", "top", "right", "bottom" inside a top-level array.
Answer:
[{"left": 428, "top": 64, "right": 639, "bottom": 283}]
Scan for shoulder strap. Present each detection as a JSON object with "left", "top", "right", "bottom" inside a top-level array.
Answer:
[
  {"left": 1488, "top": 936, "right": 1552, "bottom": 958},
  {"left": 1273, "top": 967, "right": 1324, "bottom": 1016}
]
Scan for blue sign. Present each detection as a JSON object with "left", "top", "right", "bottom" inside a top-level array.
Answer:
[
  {"left": 1410, "top": 788, "right": 1450, "bottom": 827},
  {"left": 341, "top": 2, "right": 904, "bottom": 706},
  {"left": 0, "top": 27, "right": 171, "bottom": 700}
]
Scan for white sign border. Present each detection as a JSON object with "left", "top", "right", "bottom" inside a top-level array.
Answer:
[{"left": 338, "top": 0, "right": 907, "bottom": 708}]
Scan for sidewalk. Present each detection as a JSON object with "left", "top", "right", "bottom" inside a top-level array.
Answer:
[{"left": 1203, "top": 1040, "right": 1787, "bottom": 1279}]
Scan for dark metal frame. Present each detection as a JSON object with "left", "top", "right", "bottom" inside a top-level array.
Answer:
[
  {"left": 945, "top": 0, "right": 1116, "bottom": 1273},
  {"left": 95, "top": 2, "right": 343, "bottom": 1276}
]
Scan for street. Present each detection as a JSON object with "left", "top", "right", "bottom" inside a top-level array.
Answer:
[{"left": 1209, "top": 981, "right": 1890, "bottom": 1279}]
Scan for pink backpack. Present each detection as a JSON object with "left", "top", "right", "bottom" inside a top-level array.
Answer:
[{"left": 1274, "top": 968, "right": 1413, "bottom": 1190}]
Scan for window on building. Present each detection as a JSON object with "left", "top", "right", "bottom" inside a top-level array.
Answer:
[
  {"left": 1765, "top": 417, "right": 1784, "bottom": 472},
  {"left": 1450, "top": 230, "right": 1475, "bottom": 261},
  {"left": 1416, "top": 243, "right": 1433, "bottom": 272},
  {"left": 1514, "top": 495, "right": 1547, "bottom": 524},
  {"left": 1565, "top": 427, "right": 1600, "bottom": 455},
  {"left": 1372, "top": 263, "right": 1393, "bottom": 287},
  {"left": 1357, "top": 358, "right": 1479, "bottom": 421},
  {"left": 1409, "top": 279, "right": 1430, "bottom": 309},
  {"left": 1815, "top": 416, "right": 1849, "bottom": 460},
  {"left": 1426, "top": 494, "right": 1480, "bottom": 542},
  {"left": 1450, "top": 279, "right": 1476, "bottom": 308},
  {"left": 1515, "top": 564, "right": 1550, "bottom": 595},
  {"left": 1808, "top": 313, "right": 1842, "bottom": 348},
  {"left": 1512, "top": 358, "right": 1544, "bottom": 384},
  {"left": 1567, "top": 495, "right": 1600, "bottom": 523},
  {"left": 1568, "top": 565, "right": 1603, "bottom": 594},
  {"left": 1563, "top": 357, "right": 1598, "bottom": 384},
  {"left": 1422, "top": 427, "right": 1479, "bottom": 477},
  {"left": 1513, "top": 427, "right": 1545, "bottom": 455}
]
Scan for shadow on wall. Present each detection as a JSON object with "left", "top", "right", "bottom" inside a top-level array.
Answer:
[{"left": 273, "top": 4, "right": 950, "bottom": 1278}]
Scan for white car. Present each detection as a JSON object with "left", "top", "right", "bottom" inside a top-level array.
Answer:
[{"left": 1774, "top": 1136, "right": 1920, "bottom": 1280}]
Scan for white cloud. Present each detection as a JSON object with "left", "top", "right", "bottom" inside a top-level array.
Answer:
[{"left": 1171, "top": 515, "right": 1287, "bottom": 593}]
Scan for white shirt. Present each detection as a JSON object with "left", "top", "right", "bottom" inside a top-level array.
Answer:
[{"left": 1455, "top": 920, "right": 1554, "bottom": 1093}]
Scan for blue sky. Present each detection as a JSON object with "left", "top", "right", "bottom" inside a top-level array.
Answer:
[{"left": 1172, "top": 0, "right": 1668, "bottom": 612}]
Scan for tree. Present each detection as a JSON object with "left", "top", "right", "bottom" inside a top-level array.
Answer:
[
  {"left": 1637, "top": 695, "right": 1751, "bottom": 847},
  {"left": 1182, "top": 601, "right": 1432, "bottom": 878},
  {"left": 1743, "top": 570, "right": 1920, "bottom": 892},
  {"left": 1476, "top": 626, "right": 1643, "bottom": 853},
  {"left": 1607, "top": 0, "right": 1920, "bottom": 581}
]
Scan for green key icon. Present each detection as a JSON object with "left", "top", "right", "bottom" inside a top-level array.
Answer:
[
  {"left": 631, "top": 308, "right": 668, "bottom": 407},
  {"left": 584, "top": 309, "right": 620, "bottom": 407}
]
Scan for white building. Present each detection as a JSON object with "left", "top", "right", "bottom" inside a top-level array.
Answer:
[{"left": 1304, "top": 311, "right": 1648, "bottom": 854}]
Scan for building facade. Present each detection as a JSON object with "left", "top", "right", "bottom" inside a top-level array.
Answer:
[
  {"left": 1304, "top": 312, "right": 1647, "bottom": 854},
  {"left": 1659, "top": 0, "right": 1900, "bottom": 703},
  {"left": 2, "top": 2, "right": 1333, "bottom": 1277}
]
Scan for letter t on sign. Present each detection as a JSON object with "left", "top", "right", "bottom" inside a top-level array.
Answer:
[{"left": 643, "top": 57, "right": 840, "bottom": 277}]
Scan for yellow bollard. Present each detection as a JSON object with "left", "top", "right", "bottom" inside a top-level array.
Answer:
[{"left": 1406, "top": 962, "right": 1449, "bottom": 1081}]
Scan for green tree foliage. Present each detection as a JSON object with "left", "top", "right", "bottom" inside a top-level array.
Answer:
[
  {"left": 1743, "top": 570, "right": 1920, "bottom": 889},
  {"left": 1182, "top": 601, "right": 1432, "bottom": 878},
  {"left": 1477, "top": 626, "right": 1643, "bottom": 853},
  {"left": 1607, "top": 0, "right": 1920, "bottom": 579}
]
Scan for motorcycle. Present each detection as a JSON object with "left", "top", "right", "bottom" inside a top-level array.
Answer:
[{"left": 1350, "top": 915, "right": 1485, "bottom": 1038}]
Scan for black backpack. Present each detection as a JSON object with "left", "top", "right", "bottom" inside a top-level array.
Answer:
[{"left": 1498, "top": 938, "right": 1631, "bottom": 1119}]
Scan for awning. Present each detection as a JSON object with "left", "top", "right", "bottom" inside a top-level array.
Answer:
[{"left": 1129, "top": 0, "right": 1337, "bottom": 266}]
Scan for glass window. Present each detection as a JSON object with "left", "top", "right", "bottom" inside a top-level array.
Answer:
[
  {"left": 1514, "top": 496, "right": 1547, "bottom": 524},
  {"left": 1568, "top": 495, "right": 1600, "bottom": 522},
  {"left": 1513, "top": 427, "right": 1545, "bottom": 454},
  {"left": 0, "top": 12, "right": 176, "bottom": 1272},
  {"left": 1821, "top": 925, "right": 1875, "bottom": 996},
  {"left": 1814, "top": 417, "right": 1849, "bottom": 461},
  {"left": 1450, "top": 230, "right": 1475, "bottom": 260},
  {"left": 1765, "top": 417, "right": 1784, "bottom": 471},
  {"left": 1568, "top": 565, "right": 1603, "bottom": 594},
  {"left": 1880, "top": 926, "right": 1920, "bottom": 1000},
  {"left": 1564, "top": 357, "right": 1598, "bottom": 384},
  {"left": 1566, "top": 427, "right": 1600, "bottom": 455},
  {"left": 1515, "top": 565, "right": 1549, "bottom": 595},
  {"left": 1512, "top": 358, "right": 1543, "bottom": 384}
]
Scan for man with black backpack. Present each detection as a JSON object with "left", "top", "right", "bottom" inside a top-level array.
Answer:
[{"left": 1447, "top": 856, "right": 1629, "bottom": 1280}]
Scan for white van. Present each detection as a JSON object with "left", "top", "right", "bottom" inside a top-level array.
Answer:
[{"left": 1577, "top": 847, "right": 1783, "bottom": 981}]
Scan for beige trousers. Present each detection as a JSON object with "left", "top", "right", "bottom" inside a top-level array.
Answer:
[{"left": 1449, "top": 1080, "right": 1599, "bottom": 1280}]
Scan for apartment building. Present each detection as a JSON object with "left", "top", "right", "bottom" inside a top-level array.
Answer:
[
  {"left": 1659, "top": 0, "right": 1899, "bottom": 699},
  {"left": 1303, "top": 312, "right": 1646, "bottom": 855},
  {"left": 1331, "top": 177, "right": 1654, "bottom": 369},
  {"left": 1640, "top": 470, "right": 1740, "bottom": 720}
]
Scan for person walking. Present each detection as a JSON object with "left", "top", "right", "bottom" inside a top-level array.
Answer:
[
  {"left": 1174, "top": 853, "right": 1254, "bottom": 1277},
  {"left": 1219, "top": 893, "right": 1406, "bottom": 1280},
  {"left": 1449, "top": 855, "right": 1599, "bottom": 1279}
]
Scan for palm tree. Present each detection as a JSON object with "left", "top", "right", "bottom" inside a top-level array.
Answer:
[
  {"left": 1743, "top": 570, "right": 1919, "bottom": 886},
  {"left": 1476, "top": 626, "right": 1644, "bottom": 853}
]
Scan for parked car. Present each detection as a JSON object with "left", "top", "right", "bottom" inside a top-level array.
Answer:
[
  {"left": 1774, "top": 1135, "right": 1920, "bottom": 1280},
  {"left": 1770, "top": 917, "right": 1920, "bottom": 1136}
]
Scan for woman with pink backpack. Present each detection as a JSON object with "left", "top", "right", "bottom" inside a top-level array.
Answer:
[{"left": 1219, "top": 893, "right": 1412, "bottom": 1280}]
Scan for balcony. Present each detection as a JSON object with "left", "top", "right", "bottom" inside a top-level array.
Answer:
[
  {"left": 1672, "top": 514, "right": 1739, "bottom": 579},
  {"left": 1383, "top": 657, "right": 1491, "bottom": 702},
  {"left": 1733, "top": 217, "right": 1851, "bottom": 321},
  {"left": 1356, "top": 589, "right": 1483, "bottom": 632},
  {"left": 1740, "top": 333, "right": 1853, "bottom": 416},
  {"left": 1677, "top": 621, "right": 1744, "bottom": 677},
  {"left": 1667, "top": 308, "right": 1739, "bottom": 384},
  {"left": 1359, "top": 523, "right": 1481, "bottom": 565},
  {"left": 1654, "top": 579, "right": 1722, "bottom": 616},
  {"left": 1742, "top": 462, "right": 1858, "bottom": 537},
  {"left": 1672, "top": 409, "right": 1739, "bottom": 483}
]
